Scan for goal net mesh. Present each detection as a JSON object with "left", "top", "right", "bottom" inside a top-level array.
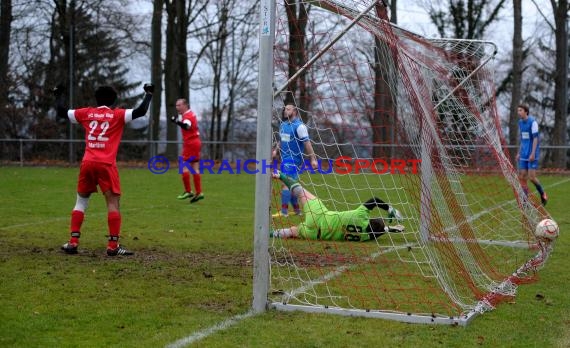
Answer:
[{"left": 268, "top": 0, "right": 553, "bottom": 322}]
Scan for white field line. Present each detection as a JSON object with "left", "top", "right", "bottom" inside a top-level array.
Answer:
[
  {"left": 164, "top": 310, "right": 257, "bottom": 348},
  {"left": 164, "top": 243, "right": 415, "bottom": 348},
  {"left": 285, "top": 244, "right": 414, "bottom": 298},
  {"left": 3, "top": 177, "right": 563, "bottom": 346},
  {"left": 165, "top": 177, "right": 570, "bottom": 346}
]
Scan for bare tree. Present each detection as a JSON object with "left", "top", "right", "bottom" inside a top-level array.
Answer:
[
  {"left": 9, "top": 1, "right": 140, "bottom": 120},
  {"left": 390, "top": 0, "right": 397, "bottom": 23},
  {"left": 207, "top": 3, "right": 229, "bottom": 159},
  {"left": 284, "top": 0, "right": 311, "bottom": 120},
  {"left": 219, "top": 1, "right": 259, "bottom": 144},
  {"left": 149, "top": 0, "right": 163, "bottom": 155},
  {"left": 164, "top": 0, "right": 189, "bottom": 158},
  {"left": 0, "top": 0, "right": 11, "bottom": 111},
  {"left": 371, "top": 2, "right": 397, "bottom": 158},
  {"left": 188, "top": 0, "right": 259, "bottom": 159},
  {"left": 508, "top": 0, "right": 523, "bottom": 163},
  {"left": 164, "top": 0, "right": 209, "bottom": 158},
  {"left": 420, "top": 0, "right": 507, "bottom": 39},
  {"left": 523, "top": 0, "right": 569, "bottom": 168},
  {"left": 549, "top": 0, "right": 568, "bottom": 168}
]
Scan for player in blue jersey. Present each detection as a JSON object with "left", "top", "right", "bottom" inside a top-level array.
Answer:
[
  {"left": 272, "top": 103, "right": 318, "bottom": 217},
  {"left": 516, "top": 104, "right": 547, "bottom": 206}
]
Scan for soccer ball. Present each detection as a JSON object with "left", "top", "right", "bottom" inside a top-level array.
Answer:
[{"left": 534, "top": 219, "right": 559, "bottom": 240}]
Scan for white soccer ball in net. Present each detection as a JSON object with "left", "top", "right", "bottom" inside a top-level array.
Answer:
[{"left": 535, "top": 219, "right": 559, "bottom": 240}]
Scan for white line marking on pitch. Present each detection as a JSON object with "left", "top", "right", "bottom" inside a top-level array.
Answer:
[
  {"left": 165, "top": 310, "right": 256, "bottom": 348},
  {"left": 165, "top": 177, "right": 570, "bottom": 347}
]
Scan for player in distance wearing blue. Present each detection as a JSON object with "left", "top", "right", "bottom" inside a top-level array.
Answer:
[{"left": 516, "top": 103, "right": 547, "bottom": 206}]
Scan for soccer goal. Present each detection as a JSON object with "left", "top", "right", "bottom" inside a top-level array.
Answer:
[{"left": 253, "top": 0, "right": 556, "bottom": 325}]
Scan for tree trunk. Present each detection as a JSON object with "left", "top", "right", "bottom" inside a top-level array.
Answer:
[
  {"left": 0, "top": 0, "right": 12, "bottom": 108},
  {"left": 208, "top": 6, "right": 228, "bottom": 159},
  {"left": 150, "top": 0, "right": 163, "bottom": 156},
  {"left": 508, "top": 0, "right": 523, "bottom": 165},
  {"left": 371, "top": 2, "right": 395, "bottom": 158},
  {"left": 551, "top": 0, "right": 568, "bottom": 169},
  {"left": 296, "top": 2, "right": 309, "bottom": 121},
  {"left": 176, "top": 0, "right": 189, "bottom": 101},
  {"left": 284, "top": 0, "right": 309, "bottom": 122},
  {"left": 390, "top": 0, "right": 397, "bottom": 24},
  {"left": 372, "top": 37, "right": 395, "bottom": 159},
  {"left": 164, "top": 4, "right": 178, "bottom": 159},
  {"left": 164, "top": 0, "right": 189, "bottom": 159}
]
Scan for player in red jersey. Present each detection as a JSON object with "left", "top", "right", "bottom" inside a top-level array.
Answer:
[
  {"left": 58, "top": 84, "right": 153, "bottom": 256},
  {"left": 171, "top": 98, "right": 204, "bottom": 203}
]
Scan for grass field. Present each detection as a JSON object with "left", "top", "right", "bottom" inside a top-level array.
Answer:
[{"left": 0, "top": 166, "right": 569, "bottom": 347}]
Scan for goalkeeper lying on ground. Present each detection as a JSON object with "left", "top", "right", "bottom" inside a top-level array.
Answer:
[{"left": 271, "top": 171, "right": 404, "bottom": 241}]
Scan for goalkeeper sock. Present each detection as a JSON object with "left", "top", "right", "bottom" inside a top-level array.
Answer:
[
  {"left": 281, "top": 189, "right": 291, "bottom": 214},
  {"left": 107, "top": 211, "right": 121, "bottom": 249},
  {"left": 192, "top": 173, "right": 202, "bottom": 194},
  {"left": 182, "top": 172, "right": 191, "bottom": 193},
  {"left": 534, "top": 182, "right": 544, "bottom": 195}
]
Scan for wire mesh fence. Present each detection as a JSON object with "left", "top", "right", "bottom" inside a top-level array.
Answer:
[
  {"left": 0, "top": 139, "right": 257, "bottom": 167},
  {"left": 1, "top": 138, "right": 568, "bottom": 171}
]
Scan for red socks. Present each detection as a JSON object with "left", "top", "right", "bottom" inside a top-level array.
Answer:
[
  {"left": 69, "top": 210, "right": 124, "bottom": 250},
  {"left": 183, "top": 172, "right": 201, "bottom": 194},
  {"left": 192, "top": 173, "right": 202, "bottom": 194},
  {"left": 182, "top": 172, "right": 191, "bottom": 193},
  {"left": 107, "top": 211, "right": 121, "bottom": 249},
  {"left": 69, "top": 210, "right": 84, "bottom": 245}
]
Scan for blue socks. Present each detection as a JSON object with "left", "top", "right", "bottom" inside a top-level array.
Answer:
[
  {"left": 534, "top": 183, "right": 544, "bottom": 195},
  {"left": 281, "top": 189, "right": 291, "bottom": 214}
]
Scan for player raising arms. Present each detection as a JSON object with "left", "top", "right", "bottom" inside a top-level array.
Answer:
[
  {"left": 171, "top": 98, "right": 204, "bottom": 203},
  {"left": 271, "top": 172, "right": 404, "bottom": 241},
  {"left": 58, "top": 83, "right": 154, "bottom": 256}
]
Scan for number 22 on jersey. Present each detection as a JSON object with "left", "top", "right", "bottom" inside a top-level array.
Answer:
[{"left": 88, "top": 120, "right": 110, "bottom": 142}]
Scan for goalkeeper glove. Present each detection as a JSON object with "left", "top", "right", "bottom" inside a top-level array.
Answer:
[
  {"left": 143, "top": 83, "right": 154, "bottom": 94},
  {"left": 170, "top": 116, "right": 178, "bottom": 124}
]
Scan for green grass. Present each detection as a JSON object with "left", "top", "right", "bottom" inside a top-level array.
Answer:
[{"left": 0, "top": 167, "right": 569, "bottom": 347}]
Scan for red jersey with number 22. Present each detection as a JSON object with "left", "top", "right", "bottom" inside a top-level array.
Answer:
[{"left": 68, "top": 106, "right": 133, "bottom": 164}]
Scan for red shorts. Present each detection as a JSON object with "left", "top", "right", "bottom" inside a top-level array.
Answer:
[
  {"left": 182, "top": 140, "right": 202, "bottom": 162},
  {"left": 77, "top": 160, "right": 121, "bottom": 195}
]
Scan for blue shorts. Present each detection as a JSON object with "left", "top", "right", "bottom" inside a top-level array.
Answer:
[
  {"left": 519, "top": 160, "right": 539, "bottom": 170},
  {"left": 280, "top": 161, "right": 300, "bottom": 180}
]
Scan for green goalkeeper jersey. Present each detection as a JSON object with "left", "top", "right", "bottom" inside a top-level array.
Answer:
[{"left": 297, "top": 198, "right": 372, "bottom": 242}]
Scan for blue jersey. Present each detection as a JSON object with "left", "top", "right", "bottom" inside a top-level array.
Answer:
[
  {"left": 279, "top": 118, "right": 309, "bottom": 166},
  {"left": 518, "top": 116, "right": 539, "bottom": 160}
]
